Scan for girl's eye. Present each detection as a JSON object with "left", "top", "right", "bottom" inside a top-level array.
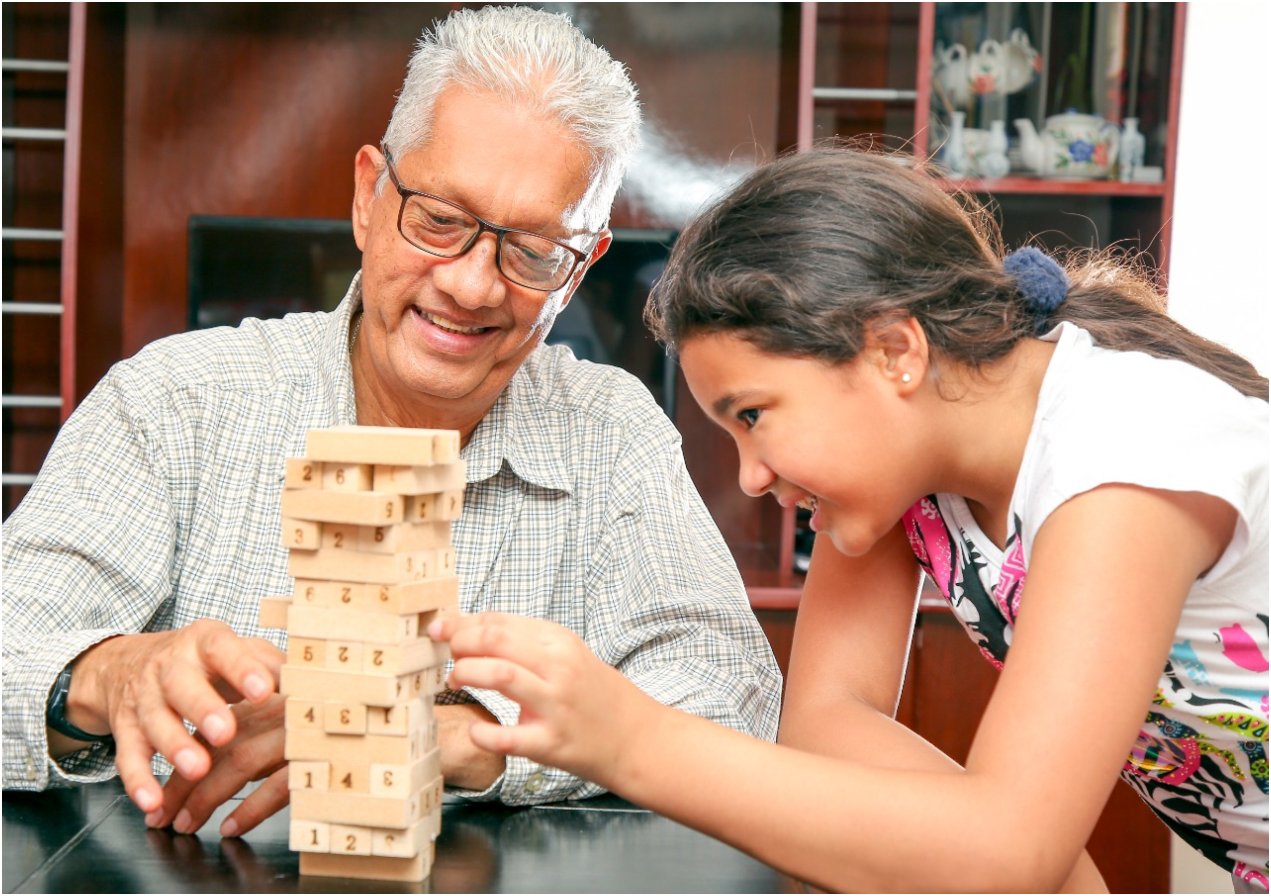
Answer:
[{"left": 737, "top": 408, "right": 760, "bottom": 429}]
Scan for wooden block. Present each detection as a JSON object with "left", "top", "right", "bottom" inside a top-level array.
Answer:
[
  {"left": 292, "top": 579, "right": 362, "bottom": 608},
  {"left": 287, "top": 637, "right": 326, "bottom": 668},
  {"left": 280, "top": 489, "right": 404, "bottom": 526},
  {"left": 324, "top": 641, "right": 363, "bottom": 672},
  {"left": 306, "top": 426, "right": 447, "bottom": 466},
  {"left": 365, "top": 698, "right": 426, "bottom": 736},
  {"left": 290, "top": 819, "right": 330, "bottom": 853},
  {"left": 285, "top": 697, "right": 324, "bottom": 731},
  {"left": 284, "top": 457, "right": 323, "bottom": 490},
  {"left": 404, "top": 490, "right": 464, "bottom": 522},
  {"left": 280, "top": 665, "right": 415, "bottom": 707},
  {"left": 322, "top": 701, "right": 368, "bottom": 735},
  {"left": 358, "top": 521, "right": 452, "bottom": 555},
  {"left": 321, "top": 462, "right": 373, "bottom": 493},
  {"left": 328, "top": 761, "right": 371, "bottom": 794},
  {"left": 363, "top": 639, "right": 449, "bottom": 676},
  {"left": 432, "top": 430, "right": 460, "bottom": 463},
  {"left": 285, "top": 726, "right": 427, "bottom": 765},
  {"left": 291, "top": 787, "right": 425, "bottom": 829},
  {"left": 289, "top": 760, "right": 330, "bottom": 793},
  {"left": 257, "top": 596, "right": 290, "bottom": 629},
  {"left": 412, "top": 664, "right": 446, "bottom": 698},
  {"left": 286, "top": 604, "right": 417, "bottom": 644},
  {"left": 287, "top": 545, "right": 436, "bottom": 584},
  {"left": 363, "top": 577, "right": 460, "bottom": 615},
  {"left": 328, "top": 823, "right": 373, "bottom": 857},
  {"left": 372, "top": 460, "right": 466, "bottom": 495},
  {"left": 280, "top": 517, "right": 321, "bottom": 551},
  {"left": 369, "top": 749, "right": 441, "bottom": 798},
  {"left": 299, "top": 846, "right": 432, "bottom": 882},
  {"left": 371, "top": 817, "right": 435, "bottom": 858},
  {"left": 319, "top": 523, "right": 360, "bottom": 552},
  {"left": 291, "top": 577, "right": 458, "bottom": 615}
]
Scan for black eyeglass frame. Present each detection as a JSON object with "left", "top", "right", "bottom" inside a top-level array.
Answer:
[{"left": 381, "top": 147, "right": 597, "bottom": 293}]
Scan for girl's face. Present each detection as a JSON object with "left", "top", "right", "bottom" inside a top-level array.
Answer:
[{"left": 679, "top": 331, "right": 922, "bottom": 558}]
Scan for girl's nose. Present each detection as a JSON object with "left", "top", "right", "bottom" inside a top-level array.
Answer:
[{"left": 736, "top": 450, "right": 776, "bottom": 499}]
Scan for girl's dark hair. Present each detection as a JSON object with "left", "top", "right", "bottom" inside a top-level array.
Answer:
[{"left": 645, "top": 146, "right": 1268, "bottom": 401}]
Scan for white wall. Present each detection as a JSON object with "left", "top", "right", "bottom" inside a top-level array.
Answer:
[
  {"left": 1169, "top": 0, "right": 1271, "bottom": 377},
  {"left": 1166, "top": 6, "right": 1266, "bottom": 891}
]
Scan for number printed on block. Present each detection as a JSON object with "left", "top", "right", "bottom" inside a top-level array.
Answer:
[
  {"left": 281, "top": 518, "right": 321, "bottom": 551},
  {"left": 289, "top": 760, "right": 330, "bottom": 792},
  {"left": 321, "top": 462, "right": 372, "bottom": 493},
  {"left": 288, "top": 637, "right": 326, "bottom": 667},
  {"left": 285, "top": 697, "right": 324, "bottom": 731},
  {"left": 323, "top": 701, "right": 368, "bottom": 735},
  {"left": 325, "top": 641, "right": 363, "bottom": 671},
  {"left": 321, "top": 524, "right": 359, "bottom": 552},
  {"left": 290, "top": 819, "right": 331, "bottom": 853},
  {"left": 329, "top": 761, "right": 370, "bottom": 794},
  {"left": 284, "top": 457, "right": 323, "bottom": 490},
  {"left": 329, "top": 823, "right": 373, "bottom": 856}
]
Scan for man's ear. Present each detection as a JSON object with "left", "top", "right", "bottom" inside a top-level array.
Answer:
[
  {"left": 351, "top": 145, "right": 384, "bottom": 252},
  {"left": 865, "top": 315, "right": 929, "bottom": 392},
  {"left": 557, "top": 228, "right": 612, "bottom": 312}
]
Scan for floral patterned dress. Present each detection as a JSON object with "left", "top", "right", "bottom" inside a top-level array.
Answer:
[{"left": 902, "top": 491, "right": 1268, "bottom": 888}]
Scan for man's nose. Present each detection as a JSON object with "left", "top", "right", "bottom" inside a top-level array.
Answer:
[{"left": 431, "top": 232, "right": 506, "bottom": 309}]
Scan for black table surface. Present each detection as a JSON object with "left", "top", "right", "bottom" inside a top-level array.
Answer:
[{"left": 3, "top": 779, "right": 799, "bottom": 893}]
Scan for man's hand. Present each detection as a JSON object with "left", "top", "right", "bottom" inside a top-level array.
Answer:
[
  {"left": 435, "top": 701, "right": 506, "bottom": 792},
  {"left": 64, "top": 620, "right": 284, "bottom": 816},
  {"left": 148, "top": 694, "right": 288, "bottom": 836}
]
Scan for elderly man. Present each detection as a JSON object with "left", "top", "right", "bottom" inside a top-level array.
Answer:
[{"left": 2, "top": 6, "right": 781, "bottom": 837}]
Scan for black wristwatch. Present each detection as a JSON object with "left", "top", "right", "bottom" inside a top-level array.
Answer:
[{"left": 46, "top": 664, "right": 114, "bottom": 744}]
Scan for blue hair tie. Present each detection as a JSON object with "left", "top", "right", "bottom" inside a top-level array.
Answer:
[{"left": 1003, "top": 247, "right": 1068, "bottom": 331}]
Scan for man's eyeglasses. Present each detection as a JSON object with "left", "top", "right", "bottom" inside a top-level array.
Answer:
[{"left": 382, "top": 147, "right": 596, "bottom": 293}]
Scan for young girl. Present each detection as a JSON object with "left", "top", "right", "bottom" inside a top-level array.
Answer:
[{"left": 429, "top": 147, "right": 1268, "bottom": 893}]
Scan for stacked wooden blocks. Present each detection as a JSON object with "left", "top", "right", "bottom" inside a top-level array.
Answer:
[{"left": 258, "top": 425, "right": 464, "bottom": 882}]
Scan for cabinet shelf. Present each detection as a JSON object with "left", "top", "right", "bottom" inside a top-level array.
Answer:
[{"left": 939, "top": 175, "right": 1167, "bottom": 197}]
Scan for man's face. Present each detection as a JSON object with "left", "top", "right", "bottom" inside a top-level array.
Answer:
[{"left": 351, "top": 85, "right": 610, "bottom": 431}]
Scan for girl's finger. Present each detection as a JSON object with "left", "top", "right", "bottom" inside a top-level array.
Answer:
[{"left": 448, "top": 656, "right": 552, "bottom": 707}]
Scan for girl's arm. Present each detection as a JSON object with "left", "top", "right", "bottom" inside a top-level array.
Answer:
[
  {"left": 437, "top": 484, "right": 1233, "bottom": 892},
  {"left": 777, "top": 525, "right": 935, "bottom": 763},
  {"left": 779, "top": 523, "right": 1108, "bottom": 893}
]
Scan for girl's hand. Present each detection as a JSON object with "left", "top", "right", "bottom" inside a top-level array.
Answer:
[{"left": 428, "top": 612, "right": 659, "bottom": 789}]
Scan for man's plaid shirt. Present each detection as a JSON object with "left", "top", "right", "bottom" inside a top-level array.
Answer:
[{"left": 2, "top": 275, "right": 782, "bottom": 804}]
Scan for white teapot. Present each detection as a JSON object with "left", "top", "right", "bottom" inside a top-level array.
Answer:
[{"left": 1015, "top": 113, "right": 1120, "bottom": 179}]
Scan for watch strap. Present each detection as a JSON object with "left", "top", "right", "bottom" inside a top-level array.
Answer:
[{"left": 46, "top": 664, "right": 114, "bottom": 744}]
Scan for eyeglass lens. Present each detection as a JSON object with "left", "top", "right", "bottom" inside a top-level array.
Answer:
[{"left": 400, "top": 194, "right": 578, "bottom": 290}]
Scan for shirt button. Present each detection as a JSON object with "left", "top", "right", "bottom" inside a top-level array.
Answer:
[{"left": 525, "top": 772, "right": 545, "bottom": 795}]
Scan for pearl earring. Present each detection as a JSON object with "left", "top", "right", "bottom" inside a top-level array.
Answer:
[{"left": 901, "top": 372, "right": 912, "bottom": 384}]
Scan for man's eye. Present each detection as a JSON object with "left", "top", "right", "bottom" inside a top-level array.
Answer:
[{"left": 425, "top": 212, "right": 463, "bottom": 229}]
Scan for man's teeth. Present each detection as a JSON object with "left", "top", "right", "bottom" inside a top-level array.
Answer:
[{"left": 426, "top": 313, "right": 484, "bottom": 335}]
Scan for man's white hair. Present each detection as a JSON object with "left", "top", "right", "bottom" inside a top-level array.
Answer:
[{"left": 381, "top": 5, "right": 642, "bottom": 231}]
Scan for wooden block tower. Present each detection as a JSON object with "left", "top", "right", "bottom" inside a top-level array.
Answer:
[{"left": 257, "top": 425, "right": 464, "bottom": 883}]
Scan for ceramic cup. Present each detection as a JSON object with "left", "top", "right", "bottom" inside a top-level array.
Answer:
[
  {"left": 933, "top": 42, "right": 971, "bottom": 108},
  {"left": 1001, "top": 28, "right": 1040, "bottom": 93}
]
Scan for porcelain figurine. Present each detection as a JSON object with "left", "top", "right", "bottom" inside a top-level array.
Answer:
[
  {"left": 1015, "top": 112, "right": 1120, "bottom": 179},
  {"left": 1118, "top": 117, "right": 1146, "bottom": 182}
]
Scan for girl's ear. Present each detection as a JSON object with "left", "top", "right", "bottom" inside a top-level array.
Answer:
[{"left": 865, "top": 316, "right": 929, "bottom": 393}]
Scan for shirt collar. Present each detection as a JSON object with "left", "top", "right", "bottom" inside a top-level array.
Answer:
[
  {"left": 336, "top": 272, "right": 571, "bottom": 494},
  {"left": 462, "top": 349, "right": 574, "bottom": 494}
]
